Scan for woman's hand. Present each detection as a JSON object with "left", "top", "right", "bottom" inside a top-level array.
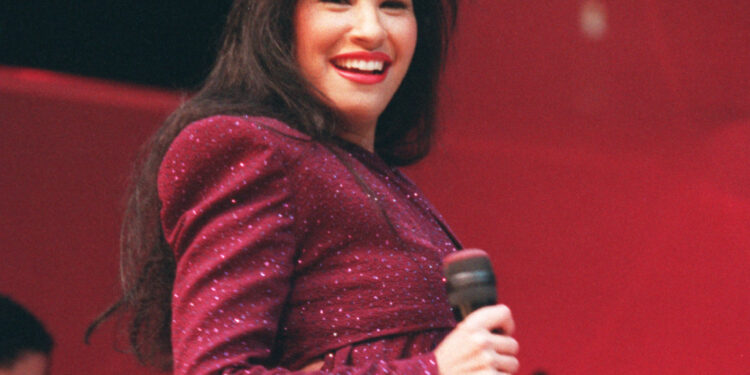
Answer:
[{"left": 434, "top": 304, "right": 519, "bottom": 375}]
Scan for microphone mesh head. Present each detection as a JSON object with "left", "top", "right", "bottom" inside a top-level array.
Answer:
[
  {"left": 443, "top": 248, "right": 492, "bottom": 276},
  {"left": 443, "top": 249, "right": 497, "bottom": 321}
]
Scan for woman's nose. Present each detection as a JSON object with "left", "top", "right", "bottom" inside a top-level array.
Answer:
[{"left": 349, "top": 5, "right": 387, "bottom": 49}]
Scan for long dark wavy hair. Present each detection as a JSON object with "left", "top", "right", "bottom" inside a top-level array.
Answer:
[{"left": 86, "top": 0, "right": 458, "bottom": 371}]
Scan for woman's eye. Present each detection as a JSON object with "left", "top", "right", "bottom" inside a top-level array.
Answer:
[
  {"left": 320, "top": 0, "right": 350, "bottom": 4},
  {"left": 381, "top": 0, "right": 409, "bottom": 9}
]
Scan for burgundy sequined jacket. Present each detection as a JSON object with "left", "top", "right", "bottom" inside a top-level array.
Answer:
[{"left": 158, "top": 116, "right": 460, "bottom": 375}]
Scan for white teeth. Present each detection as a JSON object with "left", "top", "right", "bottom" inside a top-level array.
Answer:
[{"left": 335, "top": 58, "right": 385, "bottom": 72}]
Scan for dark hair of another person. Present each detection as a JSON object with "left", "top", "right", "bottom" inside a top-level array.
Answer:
[
  {"left": 0, "top": 295, "right": 54, "bottom": 368},
  {"left": 85, "top": 0, "right": 458, "bottom": 371}
]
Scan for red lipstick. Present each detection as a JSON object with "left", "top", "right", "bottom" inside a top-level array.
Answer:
[{"left": 330, "top": 51, "right": 392, "bottom": 84}]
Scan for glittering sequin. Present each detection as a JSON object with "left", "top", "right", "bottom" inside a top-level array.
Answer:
[{"left": 158, "top": 116, "right": 459, "bottom": 374}]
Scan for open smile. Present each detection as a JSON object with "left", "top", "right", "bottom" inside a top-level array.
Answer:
[{"left": 330, "top": 51, "right": 392, "bottom": 84}]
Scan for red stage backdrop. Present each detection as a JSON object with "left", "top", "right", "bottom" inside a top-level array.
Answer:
[{"left": 1, "top": 1, "right": 748, "bottom": 374}]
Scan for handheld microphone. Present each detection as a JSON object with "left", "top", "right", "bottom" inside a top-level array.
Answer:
[{"left": 443, "top": 249, "right": 497, "bottom": 322}]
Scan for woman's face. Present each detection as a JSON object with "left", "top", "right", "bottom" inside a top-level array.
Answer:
[{"left": 294, "top": 0, "right": 417, "bottom": 133}]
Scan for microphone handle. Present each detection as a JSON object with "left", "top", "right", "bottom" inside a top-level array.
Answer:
[{"left": 451, "top": 296, "right": 497, "bottom": 322}]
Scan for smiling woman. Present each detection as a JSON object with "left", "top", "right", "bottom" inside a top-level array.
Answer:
[
  {"left": 294, "top": 0, "right": 417, "bottom": 148},
  {"left": 86, "top": 0, "right": 520, "bottom": 374}
]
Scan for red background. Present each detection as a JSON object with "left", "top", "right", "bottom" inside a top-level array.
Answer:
[{"left": 1, "top": 1, "right": 748, "bottom": 373}]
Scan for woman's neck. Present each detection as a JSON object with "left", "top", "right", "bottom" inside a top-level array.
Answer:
[{"left": 337, "top": 125, "right": 376, "bottom": 153}]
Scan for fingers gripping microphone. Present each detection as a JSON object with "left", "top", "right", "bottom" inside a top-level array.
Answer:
[{"left": 443, "top": 249, "right": 497, "bottom": 322}]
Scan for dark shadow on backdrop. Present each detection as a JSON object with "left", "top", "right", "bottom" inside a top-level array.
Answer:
[{"left": 0, "top": 1, "right": 233, "bottom": 89}]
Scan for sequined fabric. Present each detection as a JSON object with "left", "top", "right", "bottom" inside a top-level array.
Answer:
[{"left": 158, "top": 116, "right": 460, "bottom": 375}]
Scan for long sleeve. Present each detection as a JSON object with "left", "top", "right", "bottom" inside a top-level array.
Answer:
[{"left": 158, "top": 116, "right": 444, "bottom": 375}]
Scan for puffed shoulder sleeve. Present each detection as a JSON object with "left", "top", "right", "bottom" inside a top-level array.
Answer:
[
  {"left": 158, "top": 116, "right": 442, "bottom": 375},
  {"left": 159, "top": 116, "right": 301, "bottom": 374}
]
